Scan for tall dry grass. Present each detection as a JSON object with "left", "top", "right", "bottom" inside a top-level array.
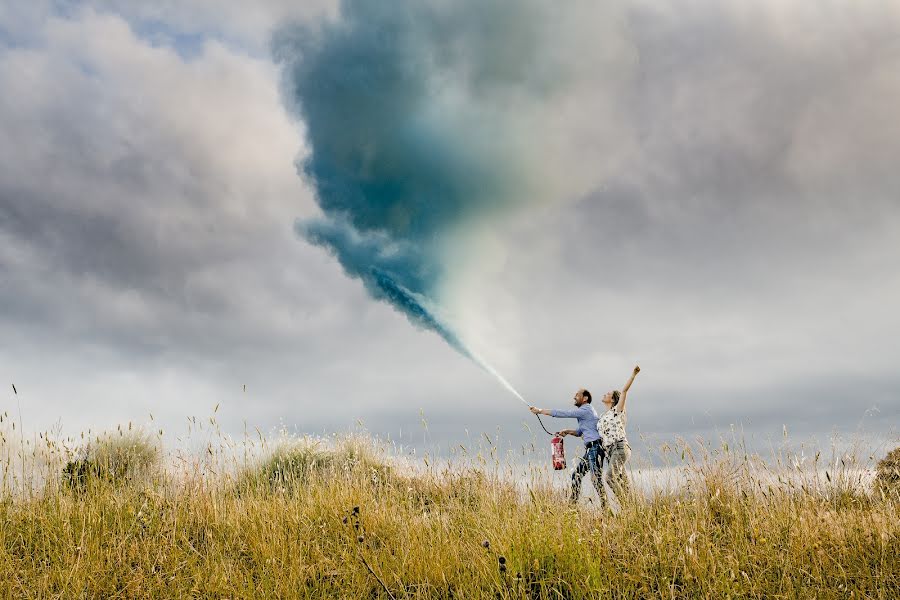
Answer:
[{"left": 0, "top": 420, "right": 897, "bottom": 599}]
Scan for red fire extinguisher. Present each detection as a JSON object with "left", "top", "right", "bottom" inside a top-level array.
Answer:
[{"left": 551, "top": 435, "right": 566, "bottom": 470}]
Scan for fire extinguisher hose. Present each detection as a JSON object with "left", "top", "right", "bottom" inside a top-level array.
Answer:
[{"left": 535, "top": 413, "right": 554, "bottom": 436}]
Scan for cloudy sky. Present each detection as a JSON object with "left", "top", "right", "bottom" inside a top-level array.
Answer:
[{"left": 1, "top": 0, "right": 898, "bottom": 458}]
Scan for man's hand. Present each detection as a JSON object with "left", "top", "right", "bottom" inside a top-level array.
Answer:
[
  {"left": 557, "top": 431, "right": 567, "bottom": 437},
  {"left": 529, "top": 406, "right": 541, "bottom": 414},
  {"left": 633, "top": 365, "right": 641, "bottom": 375}
]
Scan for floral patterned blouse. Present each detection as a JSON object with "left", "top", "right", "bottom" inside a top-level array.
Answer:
[{"left": 598, "top": 408, "right": 627, "bottom": 448}]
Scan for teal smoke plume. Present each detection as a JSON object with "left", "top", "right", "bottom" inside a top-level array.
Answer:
[{"left": 275, "top": 0, "right": 590, "bottom": 385}]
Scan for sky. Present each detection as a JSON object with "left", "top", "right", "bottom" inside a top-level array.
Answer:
[{"left": 1, "top": 0, "right": 898, "bottom": 459}]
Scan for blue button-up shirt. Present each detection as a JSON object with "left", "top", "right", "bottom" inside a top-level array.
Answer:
[{"left": 550, "top": 404, "right": 601, "bottom": 445}]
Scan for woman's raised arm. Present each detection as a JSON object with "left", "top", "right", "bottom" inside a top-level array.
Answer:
[{"left": 618, "top": 365, "right": 641, "bottom": 412}]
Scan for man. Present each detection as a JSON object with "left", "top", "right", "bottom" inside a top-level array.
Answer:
[{"left": 530, "top": 389, "right": 604, "bottom": 504}]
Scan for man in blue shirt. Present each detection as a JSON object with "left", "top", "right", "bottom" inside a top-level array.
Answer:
[{"left": 530, "top": 389, "right": 605, "bottom": 504}]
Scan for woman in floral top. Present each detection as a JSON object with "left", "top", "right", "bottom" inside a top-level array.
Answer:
[{"left": 598, "top": 365, "right": 640, "bottom": 504}]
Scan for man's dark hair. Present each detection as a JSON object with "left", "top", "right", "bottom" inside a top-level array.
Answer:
[
  {"left": 611, "top": 390, "right": 621, "bottom": 407},
  {"left": 582, "top": 390, "right": 592, "bottom": 403}
]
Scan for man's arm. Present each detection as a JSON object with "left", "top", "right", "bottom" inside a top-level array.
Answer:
[
  {"left": 529, "top": 405, "right": 587, "bottom": 419},
  {"left": 618, "top": 365, "right": 641, "bottom": 413},
  {"left": 527, "top": 407, "right": 581, "bottom": 435}
]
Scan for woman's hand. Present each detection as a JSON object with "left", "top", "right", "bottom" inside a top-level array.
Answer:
[
  {"left": 620, "top": 366, "right": 641, "bottom": 411},
  {"left": 557, "top": 431, "right": 567, "bottom": 437},
  {"left": 529, "top": 406, "right": 541, "bottom": 415}
]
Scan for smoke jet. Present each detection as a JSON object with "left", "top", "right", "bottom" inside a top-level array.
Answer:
[
  {"left": 371, "top": 267, "right": 529, "bottom": 404},
  {"left": 274, "top": 0, "right": 613, "bottom": 400}
]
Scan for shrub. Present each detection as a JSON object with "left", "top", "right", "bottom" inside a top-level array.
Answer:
[
  {"left": 63, "top": 429, "right": 161, "bottom": 488},
  {"left": 241, "top": 435, "right": 393, "bottom": 492},
  {"left": 874, "top": 446, "right": 900, "bottom": 499},
  {"left": 62, "top": 458, "right": 101, "bottom": 488}
]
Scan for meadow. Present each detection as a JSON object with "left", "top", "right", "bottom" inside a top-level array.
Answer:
[{"left": 0, "top": 417, "right": 897, "bottom": 599}]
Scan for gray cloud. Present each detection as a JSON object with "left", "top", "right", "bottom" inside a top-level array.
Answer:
[{"left": 0, "top": 2, "right": 897, "bottom": 458}]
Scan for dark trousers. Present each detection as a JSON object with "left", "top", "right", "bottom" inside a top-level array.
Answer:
[{"left": 571, "top": 442, "right": 605, "bottom": 503}]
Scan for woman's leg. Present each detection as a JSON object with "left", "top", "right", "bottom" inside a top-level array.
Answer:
[{"left": 607, "top": 443, "right": 632, "bottom": 503}]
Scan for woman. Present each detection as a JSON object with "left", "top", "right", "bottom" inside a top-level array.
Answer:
[{"left": 598, "top": 365, "right": 640, "bottom": 504}]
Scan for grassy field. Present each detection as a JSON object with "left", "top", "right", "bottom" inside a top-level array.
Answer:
[{"left": 0, "top": 423, "right": 898, "bottom": 599}]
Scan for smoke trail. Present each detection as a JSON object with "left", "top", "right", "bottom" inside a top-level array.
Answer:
[{"left": 274, "top": 0, "right": 624, "bottom": 395}]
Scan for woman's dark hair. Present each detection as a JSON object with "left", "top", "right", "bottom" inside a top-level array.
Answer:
[
  {"left": 582, "top": 390, "right": 592, "bottom": 403},
  {"left": 611, "top": 390, "right": 621, "bottom": 407}
]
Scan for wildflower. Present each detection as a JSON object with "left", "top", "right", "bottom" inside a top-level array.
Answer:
[
  {"left": 357, "top": 535, "right": 365, "bottom": 543},
  {"left": 498, "top": 556, "right": 506, "bottom": 565},
  {"left": 482, "top": 540, "right": 490, "bottom": 549}
]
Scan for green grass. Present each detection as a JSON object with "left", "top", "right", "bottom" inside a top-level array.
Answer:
[{"left": 0, "top": 423, "right": 897, "bottom": 599}]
